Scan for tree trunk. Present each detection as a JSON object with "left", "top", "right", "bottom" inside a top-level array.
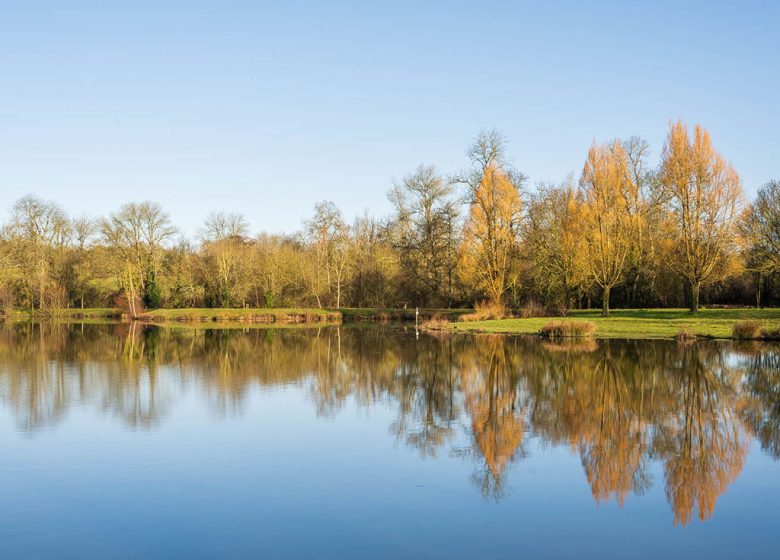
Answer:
[
  {"left": 690, "top": 281, "right": 700, "bottom": 313},
  {"left": 755, "top": 273, "right": 763, "bottom": 309},
  {"left": 602, "top": 285, "right": 610, "bottom": 317}
]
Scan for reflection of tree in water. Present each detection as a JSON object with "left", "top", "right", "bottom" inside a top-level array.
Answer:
[
  {"left": 0, "top": 323, "right": 775, "bottom": 523},
  {"left": 653, "top": 344, "right": 748, "bottom": 525},
  {"left": 738, "top": 347, "right": 780, "bottom": 459},
  {"left": 577, "top": 344, "right": 651, "bottom": 507},
  {"left": 0, "top": 322, "right": 172, "bottom": 431},
  {"left": 388, "top": 334, "right": 458, "bottom": 458},
  {"left": 455, "top": 336, "right": 527, "bottom": 500}
]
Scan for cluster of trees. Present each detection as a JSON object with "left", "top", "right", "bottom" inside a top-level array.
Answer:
[
  {"left": 2, "top": 121, "right": 777, "bottom": 314},
  {"left": 4, "top": 322, "right": 775, "bottom": 524}
]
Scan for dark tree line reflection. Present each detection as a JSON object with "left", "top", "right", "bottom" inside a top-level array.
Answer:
[{"left": 1, "top": 323, "right": 778, "bottom": 524}]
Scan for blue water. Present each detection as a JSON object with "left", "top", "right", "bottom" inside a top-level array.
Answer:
[{"left": 0, "top": 324, "right": 778, "bottom": 559}]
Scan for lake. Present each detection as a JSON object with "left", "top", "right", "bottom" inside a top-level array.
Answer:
[{"left": 0, "top": 322, "right": 778, "bottom": 559}]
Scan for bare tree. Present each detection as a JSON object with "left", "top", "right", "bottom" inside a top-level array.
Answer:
[{"left": 388, "top": 165, "right": 459, "bottom": 306}]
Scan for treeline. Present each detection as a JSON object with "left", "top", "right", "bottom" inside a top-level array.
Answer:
[{"left": 2, "top": 120, "right": 778, "bottom": 315}]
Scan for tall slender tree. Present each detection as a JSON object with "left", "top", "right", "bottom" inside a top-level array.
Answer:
[
  {"left": 579, "top": 141, "right": 633, "bottom": 316},
  {"left": 660, "top": 121, "right": 743, "bottom": 312}
]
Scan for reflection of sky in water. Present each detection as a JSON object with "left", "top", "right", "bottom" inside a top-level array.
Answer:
[{"left": 0, "top": 324, "right": 778, "bottom": 559}]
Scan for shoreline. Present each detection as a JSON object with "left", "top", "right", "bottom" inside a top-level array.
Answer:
[
  {"left": 5, "top": 307, "right": 780, "bottom": 340},
  {"left": 433, "top": 308, "right": 780, "bottom": 340}
]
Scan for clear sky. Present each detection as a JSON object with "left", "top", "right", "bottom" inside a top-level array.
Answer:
[{"left": 1, "top": 0, "right": 778, "bottom": 236}]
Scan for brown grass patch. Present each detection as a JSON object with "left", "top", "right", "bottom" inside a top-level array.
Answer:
[
  {"left": 422, "top": 315, "right": 450, "bottom": 330},
  {"left": 675, "top": 327, "right": 697, "bottom": 343},
  {"left": 459, "top": 300, "right": 509, "bottom": 322},
  {"left": 539, "top": 320, "right": 596, "bottom": 339},
  {"left": 733, "top": 320, "right": 762, "bottom": 340}
]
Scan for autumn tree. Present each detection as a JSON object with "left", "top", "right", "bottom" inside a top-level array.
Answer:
[
  {"left": 66, "top": 215, "right": 96, "bottom": 309},
  {"left": 5, "top": 196, "right": 71, "bottom": 311},
  {"left": 458, "top": 131, "right": 525, "bottom": 306},
  {"left": 579, "top": 141, "right": 634, "bottom": 316},
  {"left": 249, "top": 233, "right": 311, "bottom": 307},
  {"left": 348, "top": 214, "right": 400, "bottom": 307},
  {"left": 620, "top": 137, "right": 667, "bottom": 307},
  {"left": 100, "top": 202, "right": 176, "bottom": 314},
  {"left": 525, "top": 180, "right": 588, "bottom": 310},
  {"left": 388, "top": 165, "right": 459, "bottom": 306},
  {"left": 660, "top": 121, "right": 743, "bottom": 312},
  {"left": 199, "top": 212, "right": 250, "bottom": 307},
  {"left": 739, "top": 180, "right": 780, "bottom": 306},
  {"left": 304, "top": 201, "right": 352, "bottom": 308}
]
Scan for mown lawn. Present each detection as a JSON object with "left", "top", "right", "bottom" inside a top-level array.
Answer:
[
  {"left": 446, "top": 308, "right": 780, "bottom": 339},
  {"left": 2, "top": 308, "right": 121, "bottom": 319}
]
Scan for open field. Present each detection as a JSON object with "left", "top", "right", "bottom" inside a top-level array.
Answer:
[{"left": 443, "top": 308, "right": 780, "bottom": 339}]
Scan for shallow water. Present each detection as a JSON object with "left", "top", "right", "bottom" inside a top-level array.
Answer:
[{"left": 0, "top": 323, "right": 778, "bottom": 559}]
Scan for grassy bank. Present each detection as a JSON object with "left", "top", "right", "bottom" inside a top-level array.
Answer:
[
  {"left": 1, "top": 308, "right": 121, "bottom": 320},
  {"left": 339, "top": 307, "right": 471, "bottom": 322},
  {"left": 442, "top": 308, "right": 780, "bottom": 339}
]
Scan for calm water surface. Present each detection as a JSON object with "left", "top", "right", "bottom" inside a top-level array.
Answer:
[{"left": 1, "top": 323, "right": 779, "bottom": 559}]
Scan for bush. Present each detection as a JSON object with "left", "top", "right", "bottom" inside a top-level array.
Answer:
[
  {"left": 459, "top": 300, "right": 508, "bottom": 322},
  {"left": 539, "top": 320, "right": 596, "bottom": 339},
  {"left": 518, "top": 299, "right": 565, "bottom": 318},
  {"left": 422, "top": 315, "right": 450, "bottom": 330},
  {"left": 733, "top": 320, "right": 762, "bottom": 340},
  {"left": 143, "top": 272, "right": 162, "bottom": 309},
  {"left": 760, "top": 326, "right": 780, "bottom": 340},
  {"left": 519, "top": 300, "right": 546, "bottom": 318},
  {"left": 675, "top": 327, "right": 697, "bottom": 342}
]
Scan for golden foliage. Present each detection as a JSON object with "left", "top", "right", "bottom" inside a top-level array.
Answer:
[
  {"left": 579, "top": 141, "right": 635, "bottom": 315},
  {"left": 459, "top": 163, "right": 523, "bottom": 304},
  {"left": 660, "top": 120, "right": 744, "bottom": 311}
]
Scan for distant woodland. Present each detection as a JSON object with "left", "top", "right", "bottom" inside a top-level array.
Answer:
[{"left": 2, "top": 120, "right": 779, "bottom": 316}]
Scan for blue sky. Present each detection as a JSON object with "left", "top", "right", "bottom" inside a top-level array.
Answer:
[{"left": 1, "top": 0, "right": 778, "bottom": 236}]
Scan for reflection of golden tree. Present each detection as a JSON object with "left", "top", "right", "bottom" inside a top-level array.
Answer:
[
  {"left": 579, "top": 345, "right": 650, "bottom": 507},
  {"left": 458, "top": 336, "right": 525, "bottom": 499},
  {"left": 738, "top": 348, "right": 780, "bottom": 459},
  {"left": 658, "top": 345, "right": 748, "bottom": 525}
]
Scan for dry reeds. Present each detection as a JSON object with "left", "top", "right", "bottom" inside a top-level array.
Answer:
[
  {"left": 732, "top": 320, "right": 762, "bottom": 340},
  {"left": 539, "top": 320, "right": 596, "bottom": 339},
  {"left": 459, "top": 300, "right": 509, "bottom": 322}
]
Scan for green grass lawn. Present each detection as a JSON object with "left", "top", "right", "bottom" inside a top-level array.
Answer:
[
  {"left": 445, "top": 308, "right": 780, "bottom": 339},
  {"left": 339, "top": 307, "right": 470, "bottom": 322},
  {"left": 2, "top": 308, "right": 121, "bottom": 319}
]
